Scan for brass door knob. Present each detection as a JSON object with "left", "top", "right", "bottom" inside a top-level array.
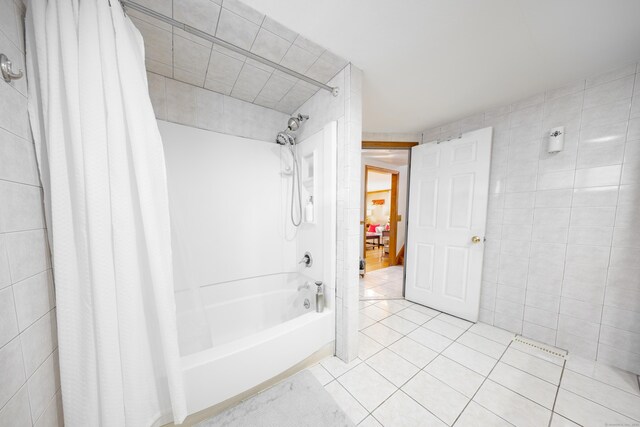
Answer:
[{"left": 471, "top": 236, "right": 482, "bottom": 244}]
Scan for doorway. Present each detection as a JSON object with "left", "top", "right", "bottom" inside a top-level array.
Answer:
[
  {"left": 364, "top": 166, "right": 398, "bottom": 271},
  {"left": 360, "top": 142, "right": 416, "bottom": 300}
]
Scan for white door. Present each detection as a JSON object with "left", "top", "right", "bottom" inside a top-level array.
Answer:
[{"left": 405, "top": 127, "right": 492, "bottom": 322}]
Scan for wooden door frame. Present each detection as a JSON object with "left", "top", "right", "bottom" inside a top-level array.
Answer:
[
  {"left": 362, "top": 141, "right": 419, "bottom": 149},
  {"left": 363, "top": 165, "right": 400, "bottom": 268},
  {"left": 361, "top": 141, "right": 419, "bottom": 271}
]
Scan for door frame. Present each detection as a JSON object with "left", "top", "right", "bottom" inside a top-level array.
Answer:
[
  {"left": 361, "top": 141, "right": 419, "bottom": 276},
  {"left": 362, "top": 141, "right": 420, "bottom": 149},
  {"left": 363, "top": 165, "right": 399, "bottom": 268}
]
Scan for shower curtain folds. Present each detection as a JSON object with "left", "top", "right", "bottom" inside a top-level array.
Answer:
[{"left": 25, "top": 0, "right": 187, "bottom": 425}]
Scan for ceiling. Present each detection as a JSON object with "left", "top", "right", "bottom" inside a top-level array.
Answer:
[
  {"left": 362, "top": 149, "right": 409, "bottom": 167},
  {"left": 129, "top": 0, "right": 347, "bottom": 114},
  {"left": 241, "top": 0, "right": 640, "bottom": 133},
  {"left": 366, "top": 171, "right": 392, "bottom": 192}
]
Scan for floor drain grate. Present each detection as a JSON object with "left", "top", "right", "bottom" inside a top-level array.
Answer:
[{"left": 512, "top": 336, "right": 567, "bottom": 359}]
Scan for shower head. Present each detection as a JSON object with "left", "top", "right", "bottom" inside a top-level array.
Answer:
[
  {"left": 276, "top": 131, "right": 295, "bottom": 145},
  {"left": 287, "top": 114, "right": 309, "bottom": 131}
]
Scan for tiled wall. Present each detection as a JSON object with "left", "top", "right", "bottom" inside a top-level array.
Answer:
[
  {"left": 294, "top": 64, "right": 363, "bottom": 362},
  {"left": 147, "top": 72, "right": 289, "bottom": 142},
  {"left": 130, "top": 0, "right": 347, "bottom": 113},
  {"left": 422, "top": 63, "right": 640, "bottom": 374},
  {"left": 0, "top": 0, "right": 63, "bottom": 425}
]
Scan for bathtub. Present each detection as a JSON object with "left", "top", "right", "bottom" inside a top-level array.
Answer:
[
  {"left": 176, "top": 273, "right": 335, "bottom": 416},
  {"left": 160, "top": 120, "right": 338, "bottom": 418}
]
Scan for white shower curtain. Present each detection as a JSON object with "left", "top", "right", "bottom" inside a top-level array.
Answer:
[{"left": 25, "top": 0, "right": 187, "bottom": 425}]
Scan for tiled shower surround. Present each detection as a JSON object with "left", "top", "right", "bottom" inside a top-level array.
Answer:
[
  {"left": 422, "top": 63, "right": 640, "bottom": 374},
  {"left": 0, "top": 0, "right": 62, "bottom": 425}
]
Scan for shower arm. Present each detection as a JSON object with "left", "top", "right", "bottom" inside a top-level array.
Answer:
[{"left": 119, "top": 0, "right": 340, "bottom": 97}]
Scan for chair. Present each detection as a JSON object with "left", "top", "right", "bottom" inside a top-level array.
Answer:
[{"left": 380, "top": 230, "right": 390, "bottom": 260}]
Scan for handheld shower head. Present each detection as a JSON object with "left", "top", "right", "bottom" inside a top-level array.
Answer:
[
  {"left": 276, "top": 131, "right": 295, "bottom": 145},
  {"left": 277, "top": 114, "right": 308, "bottom": 228}
]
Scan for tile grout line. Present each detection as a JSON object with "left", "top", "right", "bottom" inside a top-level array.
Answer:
[
  {"left": 364, "top": 297, "right": 638, "bottom": 425},
  {"left": 361, "top": 302, "right": 516, "bottom": 353},
  {"left": 200, "top": 3, "right": 224, "bottom": 89},
  {"left": 563, "top": 365, "right": 640, "bottom": 398},
  {"left": 498, "top": 356, "right": 562, "bottom": 387},
  {"left": 362, "top": 312, "right": 515, "bottom": 425},
  {"left": 354, "top": 298, "right": 640, "bottom": 426},
  {"left": 362, "top": 318, "right": 468, "bottom": 427},
  {"left": 557, "top": 386, "right": 640, "bottom": 424},
  {"left": 547, "top": 359, "right": 568, "bottom": 427},
  {"left": 330, "top": 304, "right": 461, "bottom": 425},
  {"left": 450, "top": 339, "right": 514, "bottom": 426},
  {"left": 593, "top": 70, "right": 636, "bottom": 364}
]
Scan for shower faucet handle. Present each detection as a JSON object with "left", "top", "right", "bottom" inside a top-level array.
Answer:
[{"left": 299, "top": 252, "right": 313, "bottom": 267}]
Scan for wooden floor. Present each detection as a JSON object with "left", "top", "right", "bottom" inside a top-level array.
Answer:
[{"left": 364, "top": 246, "right": 390, "bottom": 272}]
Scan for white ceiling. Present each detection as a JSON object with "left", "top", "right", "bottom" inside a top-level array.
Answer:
[
  {"left": 367, "top": 171, "right": 392, "bottom": 192},
  {"left": 362, "top": 149, "right": 409, "bottom": 167},
  {"left": 241, "top": 0, "right": 640, "bottom": 133}
]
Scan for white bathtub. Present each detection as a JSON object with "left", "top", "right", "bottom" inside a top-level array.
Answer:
[
  {"left": 176, "top": 273, "right": 335, "bottom": 416},
  {"left": 160, "top": 120, "right": 338, "bottom": 417}
]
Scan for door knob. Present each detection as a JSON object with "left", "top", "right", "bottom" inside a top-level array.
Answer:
[{"left": 471, "top": 236, "right": 482, "bottom": 244}]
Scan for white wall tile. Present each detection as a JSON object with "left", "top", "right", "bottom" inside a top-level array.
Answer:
[
  {"left": 0, "top": 385, "right": 31, "bottom": 426},
  {"left": 0, "top": 287, "right": 18, "bottom": 348},
  {"left": 12, "top": 270, "right": 54, "bottom": 333},
  {"left": 556, "top": 330, "right": 597, "bottom": 359},
  {"left": 165, "top": 79, "right": 197, "bottom": 127},
  {"left": 534, "top": 189, "right": 572, "bottom": 207},
  {"left": 20, "top": 310, "right": 57, "bottom": 378},
  {"left": 173, "top": 0, "right": 220, "bottom": 34},
  {"left": 424, "top": 64, "right": 640, "bottom": 372},
  {"left": 583, "top": 75, "right": 635, "bottom": 109},
  {"left": 570, "top": 207, "right": 616, "bottom": 227},
  {"left": 26, "top": 350, "right": 60, "bottom": 422},
  {"left": 586, "top": 64, "right": 637, "bottom": 88},
  {"left": 1, "top": 9, "right": 57, "bottom": 423},
  {"left": 33, "top": 390, "right": 63, "bottom": 427},
  {"left": 568, "top": 226, "right": 613, "bottom": 246},
  {"left": 596, "top": 343, "right": 640, "bottom": 374},
  {"left": 628, "top": 117, "right": 640, "bottom": 141},
  {"left": 5, "top": 230, "right": 50, "bottom": 283},
  {"left": 572, "top": 186, "right": 618, "bottom": 207},
  {"left": 607, "top": 266, "right": 640, "bottom": 290},
  {"left": 546, "top": 80, "right": 585, "bottom": 101},
  {"left": 524, "top": 306, "right": 558, "bottom": 330},
  {"left": 0, "top": 181, "right": 45, "bottom": 233},
  {"left": 537, "top": 170, "right": 574, "bottom": 190},
  {"left": 0, "top": 337, "right": 26, "bottom": 409},
  {"left": 581, "top": 98, "right": 632, "bottom": 129},
  {"left": 0, "top": 128, "right": 40, "bottom": 186}
]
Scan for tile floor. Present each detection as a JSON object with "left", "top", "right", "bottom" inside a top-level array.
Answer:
[
  {"left": 307, "top": 298, "right": 640, "bottom": 427},
  {"left": 360, "top": 266, "right": 404, "bottom": 299}
]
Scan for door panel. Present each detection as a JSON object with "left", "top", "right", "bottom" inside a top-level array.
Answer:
[
  {"left": 405, "top": 127, "right": 492, "bottom": 322},
  {"left": 415, "top": 243, "right": 435, "bottom": 291}
]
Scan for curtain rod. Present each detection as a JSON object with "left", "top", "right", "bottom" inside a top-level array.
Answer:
[{"left": 120, "top": 0, "right": 340, "bottom": 97}]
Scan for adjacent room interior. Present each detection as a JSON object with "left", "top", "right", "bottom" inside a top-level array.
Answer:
[{"left": 360, "top": 147, "right": 411, "bottom": 300}]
